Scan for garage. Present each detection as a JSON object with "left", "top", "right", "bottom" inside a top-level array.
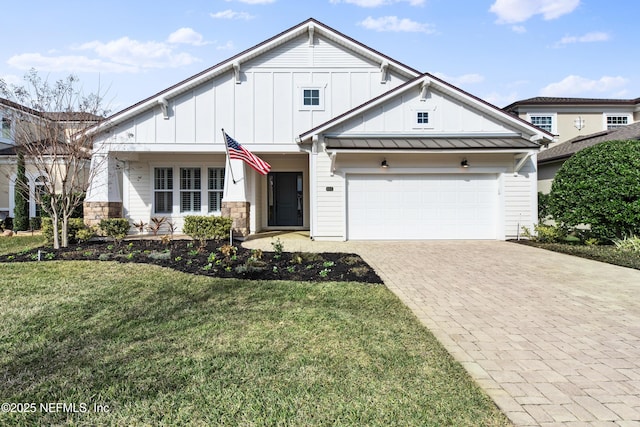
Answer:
[{"left": 347, "top": 173, "right": 499, "bottom": 240}]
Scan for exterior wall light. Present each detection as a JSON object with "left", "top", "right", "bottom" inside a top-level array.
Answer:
[
  {"left": 381, "top": 159, "right": 389, "bottom": 168},
  {"left": 461, "top": 159, "right": 469, "bottom": 168}
]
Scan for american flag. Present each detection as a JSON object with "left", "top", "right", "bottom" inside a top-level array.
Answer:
[{"left": 224, "top": 133, "right": 271, "bottom": 175}]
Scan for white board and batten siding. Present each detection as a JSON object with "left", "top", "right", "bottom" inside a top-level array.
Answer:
[
  {"left": 105, "top": 34, "right": 411, "bottom": 151},
  {"left": 312, "top": 151, "right": 538, "bottom": 241}
]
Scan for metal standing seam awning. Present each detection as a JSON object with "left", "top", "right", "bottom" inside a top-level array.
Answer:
[
  {"left": 321, "top": 136, "right": 540, "bottom": 175},
  {"left": 323, "top": 136, "right": 541, "bottom": 150}
]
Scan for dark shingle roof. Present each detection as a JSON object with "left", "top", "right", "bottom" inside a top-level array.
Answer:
[
  {"left": 538, "top": 121, "right": 640, "bottom": 164},
  {"left": 504, "top": 96, "right": 640, "bottom": 112}
]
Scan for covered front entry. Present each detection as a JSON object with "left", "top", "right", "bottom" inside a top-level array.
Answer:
[
  {"left": 268, "top": 172, "right": 303, "bottom": 226},
  {"left": 346, "top": 173, "right": 498, "bottom": 240}
]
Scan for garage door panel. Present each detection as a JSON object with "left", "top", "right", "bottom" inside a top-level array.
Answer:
[{"left": 347, "top": 174, "right": 497, "bottom": 240}]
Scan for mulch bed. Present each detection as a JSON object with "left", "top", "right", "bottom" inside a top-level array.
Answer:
[{"left": 0, "top": 239, "right": 383, "bottom": 284}]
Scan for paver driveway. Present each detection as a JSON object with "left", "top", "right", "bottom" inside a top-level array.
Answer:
[{"left": 243, "top": 237, "right": 640, "bottom": 426}]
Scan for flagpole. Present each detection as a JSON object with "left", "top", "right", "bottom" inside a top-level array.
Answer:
[{"left": 221, "top": 128, "right": 237, "bottom": 184}]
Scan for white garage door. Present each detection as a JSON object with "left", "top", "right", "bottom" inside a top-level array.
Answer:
[{"left": 347, "top": 174, "right": 498, "bottom": 240}]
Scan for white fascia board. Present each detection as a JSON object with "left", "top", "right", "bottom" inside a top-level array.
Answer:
[{"left": 103, "top": 143, "right": 304, "bottom": 153}]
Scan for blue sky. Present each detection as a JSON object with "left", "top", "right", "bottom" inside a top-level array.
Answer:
[{"left": 1, "top": 0, "right": 636, "bottom": 113}]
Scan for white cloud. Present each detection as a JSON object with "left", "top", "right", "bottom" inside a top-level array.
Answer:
[
  {"left": 359, "top": 16, "right": 436, "bottom": 33},
  {"left": 210, "top": 9, "right": 255, "bottom": 20},
  {"left": 540, "top": 75, "right": 628, "bottom": 97},
  {"left": 7, "top": 52, "right": 138, "bottom": 73},
  {"left": 483, "top": 91, "right": 520, "bottom": 107},
  {"left": 330, "top": 0, "right": 425, "bottom": 6},
  {"left": 490, "top": 0, "right": 580, "bottom": 24},
  {"left": 77, "top": 36, "right": 200, "bottom": 69},
  {"left": 433, "top": 72, "right": 485, "bottom": 86},
  {"left": 216, "top": 41, "right": 236, "bottom": 50},
  {"left": 554, "top": 31, "right": 610, "bottom": 47},
  {"left": 511, "top": 25, "right": 526, "bottom": 33},
  {"left": 167, "top": 28, "right": 209, "bottom": 46}
]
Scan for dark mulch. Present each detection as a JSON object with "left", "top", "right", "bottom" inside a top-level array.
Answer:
[
  {"left": 0, "top": 239, "right": 383, "bottom": 284},
  {"left": 511, "top": 239, "right": 640, "bottom": 271}
]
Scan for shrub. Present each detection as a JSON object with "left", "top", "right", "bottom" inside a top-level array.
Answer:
[
  {"left": 98, "top": 218, "right": 131, "bottom": 244},
  {"left": 182, "top": 216, "right": 232, "bottom": 248},
  {"left": 13, "top": 153, "right": 29, "bottom": 231},
  {"left": 538, "top": 192, "right": 552, "bottom": 220},
  {"left": 42, "top": 217, "right": 94, "bottom": 245},
  {"left": 612, "top": 235, "right": 640, "bottom": 252},
  {"left": 521, "top": 223, "right": 566, "bottom": 243},
  {"left": 29, "top": 217, "right": 42, "bottom": 231},
  {"left": 549, "top": 140, "right": 640, "bottom": 240}
]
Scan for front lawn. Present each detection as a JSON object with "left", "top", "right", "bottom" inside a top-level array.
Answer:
[{"left": 0, "top": 261, "right": 510, "bottom": 426}]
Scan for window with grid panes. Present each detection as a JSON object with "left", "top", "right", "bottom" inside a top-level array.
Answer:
[
  {"left": 154, "top": 168, "right": 173, "bottom": 214},
  {"left": 208, "top": 168, "right": 225, "bottom": 212},
  {"left": 303, "top": 89, "right": 320, "bottom": 106},
  {"left": 606, "top": 115, "right": 628, "bottom": 130},
  {"left": 530, "top": 115, "right": 553, "bottom": 133},
  {"left": 180, "top": 168, "right": 201, "bottom": 213},
  {"left": 1, "top": 118, "right": 11, "bottom": 139}
]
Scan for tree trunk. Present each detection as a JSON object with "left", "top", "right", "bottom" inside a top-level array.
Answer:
[
  {"left": 51, "top": 212, "right": 60, "bottom": 249},
  {"left": 61, "top": 215, "right": 69, "bottom": 248}
]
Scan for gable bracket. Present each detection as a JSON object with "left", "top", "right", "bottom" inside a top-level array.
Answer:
[
  {"left": 380, "top": 61, "right": 389, "bottom": 84},
  {"left": 157, "top": 98, "right": 169, "bottom": 119},
  {"left": 233, "top": 62, "right": 241, "bottom": 84},
  {"left": 420, "top": 80, "right": 431, "bottom": 101},
  {"left": 308, "top": 24, "right": 315, "bottom": 46},
  {"left": 514, "top": 152, "right": 534, "bottom": 176}
]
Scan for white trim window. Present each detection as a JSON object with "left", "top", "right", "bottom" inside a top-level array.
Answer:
[
  {"left": 530, "top": 115, "right": 554, "bottom": 133},
  {"left": 300, "top": 86, "right": 325, "bottom": 110},
  {"left": 606, "top": 115, "right": 629, "bottom": 130},
  {"left": 1, "top": 117, "right": 11, "bottom": 140},
  {"left": 180, "top": 167, "right": 201, "bottom": 213},
  {"left": 154, "top": 167, "right": 173, "bottom": 214},
  {"left": 208, "top": 167, "right": 225, "bottom": 213}
]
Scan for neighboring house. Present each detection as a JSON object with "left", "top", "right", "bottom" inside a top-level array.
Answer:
[
  {"left": 0, "top": 97, "right": 100, "bottom": 221},
  {"left": 84, "top": 18, "right": 553, "bottom": 241},
  {"left": 538, "top": 121, "right": 640, "bottom": 193},
  {"left": 504, "top": 97, "right": 640, "bottom": 145}
]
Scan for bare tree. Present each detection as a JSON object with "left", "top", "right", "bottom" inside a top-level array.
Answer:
[{"left": 0, "top": 69, "right": 109, "bottom": 248}]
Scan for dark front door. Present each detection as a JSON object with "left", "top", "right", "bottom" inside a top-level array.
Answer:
[{"left": 268, "top": 172, "right": 303, "bottom": 226}]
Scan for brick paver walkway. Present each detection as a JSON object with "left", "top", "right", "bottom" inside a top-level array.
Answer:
[{"left": 243, "top": 236, "right": 640, "bottom": 426}]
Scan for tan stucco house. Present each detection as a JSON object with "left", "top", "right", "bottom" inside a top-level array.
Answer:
[
  {"left": 84, "top": 18, "right": 553, "bottom": 240},
  {"left": 504, "top": 97, "right": 640, "bottom": 193}
]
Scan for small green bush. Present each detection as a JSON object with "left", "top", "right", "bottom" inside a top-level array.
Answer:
[
  {"left": 98, "top": 218, "right": 131, "bottom": 244},
  {"left": 182, "top": 216, "right": 232, "bottom": 248},
  {"left": 29, "top": 217, "right": 42, "bottom": 230},
  {"left": 521, "top": 223, "right": 566, "bottom": 243},
  {"left": 42, "top": 217, "right": 94, "bottom": 245},
  {"left": 613, "top": 235, "right": 640, "bottom": 252}
]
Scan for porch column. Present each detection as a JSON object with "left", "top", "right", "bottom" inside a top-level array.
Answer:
[
  {"left": 83, "top": 153, "right": 122, "bottom": 227},
  {"left": 222, "top": 158, "right": 250, "bottom": 237}
]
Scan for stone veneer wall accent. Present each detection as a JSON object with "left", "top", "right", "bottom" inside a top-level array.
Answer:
[
  {"left": 221, "top": 201, "right": 250, "bottom": 237},
  {"left": 83, "top": 201, "right": 123, "bottom": 227}
]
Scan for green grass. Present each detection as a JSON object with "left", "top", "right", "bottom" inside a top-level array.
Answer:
[
  {"left": 0, "top": 234, "right": 46, "bottom": 256},
  {"left": 0, "top": 261, "right": 509, "bottom": 426}
]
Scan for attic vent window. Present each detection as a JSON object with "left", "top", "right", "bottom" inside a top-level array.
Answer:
[
  {"left": 303, "top": 89, "right": 320, "bottom": 106},
  {"left": 299, "top": 86, "right": 325, "bottom": 110},
  {"left": 417, "top": 112, "right": 429, "bottom": 124}
]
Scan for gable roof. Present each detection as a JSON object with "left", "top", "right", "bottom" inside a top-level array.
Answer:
[
  {"left": 538, "top": 121, "right": 640, "bottom": 164},
  {"left": 298, "top": 73, "right": 554, "bottom": 148},
  {"left": 89, "top": 18, "right": 422, "bottom": 135},
  {"left": 504, "top": 96, "right": 640, "bottom": 112}
]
